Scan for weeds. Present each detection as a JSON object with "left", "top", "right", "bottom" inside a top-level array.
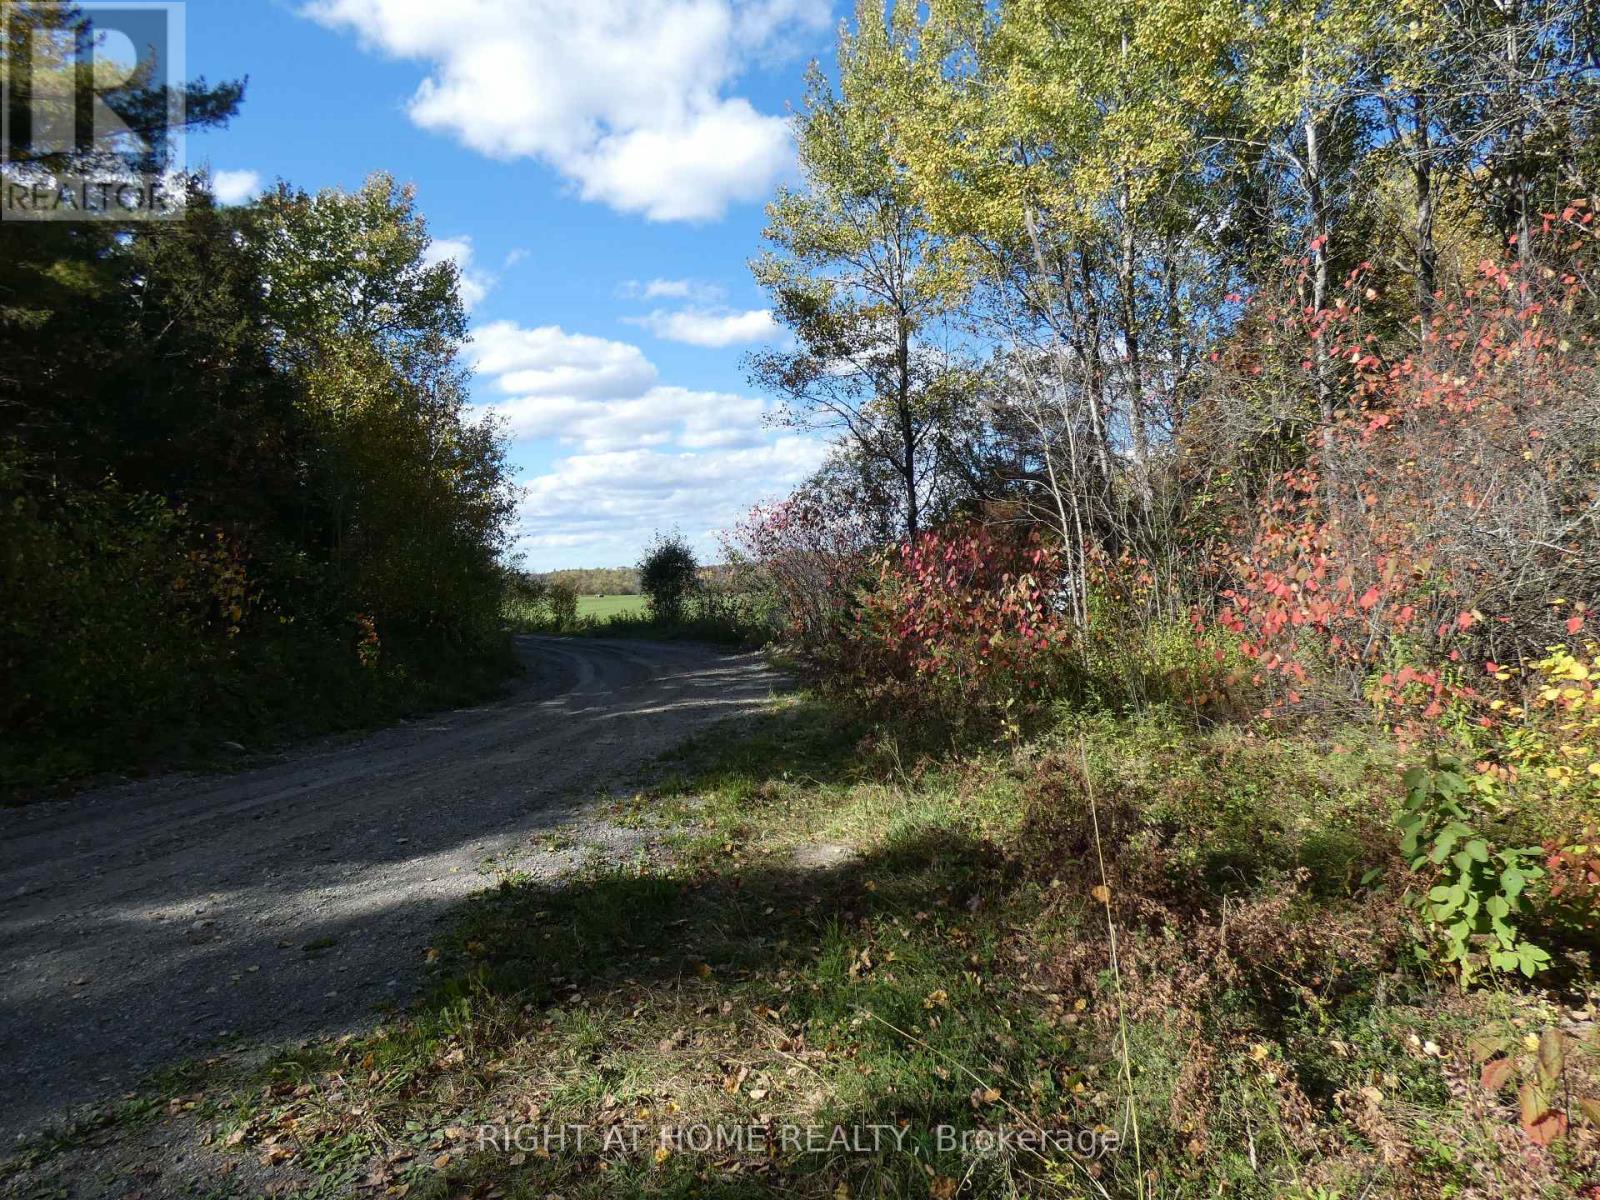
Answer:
[{"left": 11, "top": 688, "right": 1599, "bottom": 1199}]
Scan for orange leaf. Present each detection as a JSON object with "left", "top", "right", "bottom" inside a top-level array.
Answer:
[
  {"left": 1480, "top": 1058, "right": 1515, "bottom": 1093},
  {"left": 1520, "top": 1081, "right": 1568, "bottom": 1146}
]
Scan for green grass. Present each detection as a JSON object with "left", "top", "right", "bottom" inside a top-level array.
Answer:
[
  {"left": 577, "top": 594, "right": 647, "bottom": 620},
  {"left": 507, "top": 590, "right": 767, "bottom": 646}
]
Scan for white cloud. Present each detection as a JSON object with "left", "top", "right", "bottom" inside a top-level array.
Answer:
[
  {"left": 626, "top": 306, "right": 779, "bottom": 347},
  {"left": 468, "top": 321, "right": 770, "bottom": 451},
  {"left": 470, "top": 321, "right": 658, "bottom": 400},
  {"left": 301, "top": 0, "right": 829, "bottom": 221},
  {"left": 421, "top": 235, "right": 495, "bottom": 310},
  {"left": 487, "top": 384, "right": 768, "bottom": 451},
  {"left": 466, "top": 318, "right": 826, "bottom": 566},
  {"left": 513, "top": 438, "right": 828, "bottom": 564},
  {"left": 210, "top": 169, "right": 263, "bottom": 206},
  {"left": 620, "top": 278, "right": 725, "bottom": 303}
]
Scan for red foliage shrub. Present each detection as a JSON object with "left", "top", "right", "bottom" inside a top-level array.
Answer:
[
  {"left": 1209, "top": 228, "right": 1600, "bottom": 739},
  {"left": 724, "top": 478, "right": 881, "bottom": 667},
  {"left": 826, "top": 522, "right": 1072, "bottom": 726}
]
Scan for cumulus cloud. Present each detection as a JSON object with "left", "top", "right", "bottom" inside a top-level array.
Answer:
[
  {"left": 210, "top": 169, "right": 263, "bottom": 205},
  {"left": 513, "top": 438, "right": 828, "bottom": 563},
  {"left": 421, "top": 235, "right": 495, "bottom": 310},
  {"left": 468, "top": 321, "right": 771, "bottom": 451},
  {"left": 620, "top": 278, "right": 725, "bottom": 303},
  {"left": 625, "top": 306, "right": 779, "bottom": 347},
  {"left": 466, "top": 319, "right": 825, "bottom": 566},
  {"left": 301, "top": 0, "right": 829, "bottom": 221},
  {"left": 487, "top": 385, "right": 768, "bottom": 452},
  {"left": 470, "top": 321, "right": 658, "bottom": 401}
]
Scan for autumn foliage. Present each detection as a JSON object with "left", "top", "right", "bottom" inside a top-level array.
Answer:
[
  {"left": 832, "top": 524, "right": 1072, "bottom": 726},
  {"left": 1211, "top": 234, "right": 1600, "bottom": 739}
]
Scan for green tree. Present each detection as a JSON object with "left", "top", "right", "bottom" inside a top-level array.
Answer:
[
  {"left": 638, "top": 533, "right": 699, "bottom": 624},
  {"left": 0, "top": 52, "right": 514, "bottom": 790},
  {"left": 749, "top": 6, "right": 971, "bottom": 543},
  {"left": 246, "top": 175, "right": 514, "bottom": 650}
]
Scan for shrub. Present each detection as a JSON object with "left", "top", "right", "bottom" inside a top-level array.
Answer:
[
  {"left": 638, "top": 532, "right": 699, "bottom": 624},
  {"left": 1398, "top": 754, "right": 1550, "bottom": 983},
  {"left": 724, "top": 471, "right": 883, "bottom": 668},
  {"left": 545, "top": 582, "right": 579, "bottom": 631},
  {"left": 1209, "top": 256, "right": 1599, "bottom": 735},
  {"left": 825, "top": 522, "right": 1072, "bottom": 729}
]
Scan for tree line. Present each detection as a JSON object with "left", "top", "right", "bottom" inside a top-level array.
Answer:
[
  {"left": 750, "top": 0, "right": 1599, "bottom": 628},
  {"left": 1, "top": 5, "right": 513, "bottom": 793}
]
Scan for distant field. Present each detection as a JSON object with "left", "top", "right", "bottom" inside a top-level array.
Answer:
[{"left": 576, "top": 594, "right": 646, "bottom": 619}]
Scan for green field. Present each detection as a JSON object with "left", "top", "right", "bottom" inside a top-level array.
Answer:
[{"left": 576, "top": 593, "right": 646, "bottom": 619}]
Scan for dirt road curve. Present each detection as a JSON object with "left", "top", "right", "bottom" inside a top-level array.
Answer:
[{"left": 0, "top": 637, "right": 783, "bottom": 1139}]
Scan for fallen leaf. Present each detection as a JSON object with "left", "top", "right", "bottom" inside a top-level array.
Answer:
[
  {"left": 1481, "top": 1058, "right": 1516, "bottom": 1093},
  {"left": 1520, "top": 1081, "right": 1568, "bottom": 1146},
  {"left": 1538, "top": 1030, "right": 1567, "bottom": 1089}
]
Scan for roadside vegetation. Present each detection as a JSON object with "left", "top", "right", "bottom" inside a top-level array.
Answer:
[
  {"left": 506, "top": 536, "right": 769, "bottom": 647},
  {"left": 0, "top": 8, "right": 516, "bottom": 800}
]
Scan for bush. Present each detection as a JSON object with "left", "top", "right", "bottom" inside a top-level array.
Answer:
[
  {"left": 638, "top": 532, "right": 699, "bottom": 624},
  {"left": 825, "top": 522, "right": 1073, "bottom": 729},
  {"left": 723, "top": 470, "right": 882, "bottom": 667},
  {"left": 545, "top": 582, "right": 579, "bottom": 631},
  {"left": 1207, "top": 259, "right": 1599, "bottom": 732}
]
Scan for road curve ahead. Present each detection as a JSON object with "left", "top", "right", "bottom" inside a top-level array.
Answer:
[{"left": 0, "top": 637, "right": 785, "bottom": 1138}]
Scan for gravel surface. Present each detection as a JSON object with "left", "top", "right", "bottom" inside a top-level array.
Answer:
[{"left": 0, "top": 636, "right": 783, "bottom": 1140}]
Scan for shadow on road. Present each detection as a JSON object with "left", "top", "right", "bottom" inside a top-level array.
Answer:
[{"left": 0, "top": 637, "right": 787, "bottom": 1137}]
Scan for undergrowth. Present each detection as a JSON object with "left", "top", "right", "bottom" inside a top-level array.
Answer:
[{"left": 63, "top": 696, "right": 1594, "bottom": 1199}]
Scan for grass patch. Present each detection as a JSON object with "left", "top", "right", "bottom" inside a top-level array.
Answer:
[
  {"left": 577, "top": 595, "right": 648, "bottom": 620},
  {"left": 510, "top": 595, "right": 768, "bottom": 647}
]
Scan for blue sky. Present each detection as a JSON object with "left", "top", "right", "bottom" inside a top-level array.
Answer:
[{"left": 181, "top": 0, "right": 840, "bottom": 569}]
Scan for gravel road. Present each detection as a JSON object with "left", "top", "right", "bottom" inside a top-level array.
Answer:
[{"left": 0, "top": 637, "right": 784, "bottom": 1140}]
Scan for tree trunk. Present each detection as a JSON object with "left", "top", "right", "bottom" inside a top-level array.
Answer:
[
  {"left": 897, "top": 315, "right": 918, "bottom": 542},
  {"left": 1118, "top": 183, "right": 1151, "bottom": 499},
  {"left": 1303, "top": 90, "right": 1333, "bottom": 458},
  {"left": 1412, "top": 90, "right": 1437, "bottom": 317}
]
